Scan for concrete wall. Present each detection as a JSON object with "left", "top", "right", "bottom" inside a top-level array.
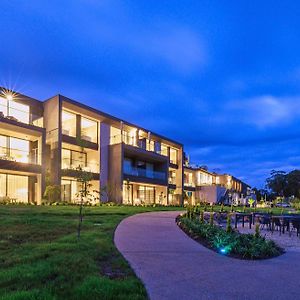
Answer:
[
  {"left": 108, "top": 143, "right": 123, "bottom": 203},
  {"left": 43, "top": 95, "right": 61, "bottom": 186},
  {"left": 100, "top": 122, "right": 110, "bottom": 201}
]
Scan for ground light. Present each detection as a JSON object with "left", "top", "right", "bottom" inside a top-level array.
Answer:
[{"left": 220, "top": 248, "right": 227, "bottom": 254}]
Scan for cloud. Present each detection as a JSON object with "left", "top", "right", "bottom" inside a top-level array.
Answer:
[{"left": 226, "top": 95, "right": 300, "bottom": 128}]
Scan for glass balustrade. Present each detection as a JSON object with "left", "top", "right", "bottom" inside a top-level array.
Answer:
[
  {"left": 0, "top": 101, "right": 43, "bottom": 127},
  {"left": 61, "top": 158, "right": 99, "bottom": 173},
  {"left": 123, "top": 164, "right": 166, "bottom": 180},
  {"left": 0, "top": 146, "right": 40, "bottom": 164}
]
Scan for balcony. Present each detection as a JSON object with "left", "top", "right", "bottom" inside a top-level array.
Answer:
[
  {"left": 61, "top": 158, "right": 99, "bottom": 174},
  {"left": 110, "top": 134, "right": 167, "bottom": 156},
  {"left": 0, "top": 146, "right": 40, "bottom": 165},
  {"left": 0, "top": 102, "right": 43, "bottom": 127},
  {"left": 124, "top": 165, "right": 166, "bottom": 181}
]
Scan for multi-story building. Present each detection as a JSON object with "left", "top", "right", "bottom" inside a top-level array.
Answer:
[
  {"left": 183, "top": 163, "right": 251, "bottom": 205},
  {"left": 0, "top": 88, "right": 250, "bottom": 206},
  {"left": 0, "top": 89, "right": 183, "bottom": 205}
]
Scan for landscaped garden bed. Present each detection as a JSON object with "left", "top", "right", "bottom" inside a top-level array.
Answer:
[{"left": 176, "top": 213, "right": 284, "bottom": 260}]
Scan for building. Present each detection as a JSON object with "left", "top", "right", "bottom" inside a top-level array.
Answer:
[
  {"left": 0, "top": 88, "right": 249, "bottom": 206},
  {"left": 183, "top": 163, "right": 251, "bottom": 205},
  {"left": 0, "top": 89, "right": 183, "bottom": 205}
]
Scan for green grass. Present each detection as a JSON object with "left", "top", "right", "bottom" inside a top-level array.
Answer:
[{"left": 0, "top": 205, "right": 182, "bottom": 300}]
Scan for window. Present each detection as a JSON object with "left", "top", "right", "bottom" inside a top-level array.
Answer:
[
  {"left": 170, "top": 148, "right": 178, "bottom": 164},
  {"left": 0, "top": 97, "right": 30, "bottom": 124},
  {"left": 61, "top": 149, "right": 87, "bottom": 170},
  {"left": 161, "top": 144, "right": 168, "bottom": 156},
  {"left": 146, "top": 139, "right": 155, "bottom": 152},
  {"left": 61, "top": 179, "right": 80, "bottom": 202},
  {"left": 7, "top": 174, "right": 29, "bottom": 203},
  {"left": 81, "top": 117, "right": 98, "bottom": 143},
  {"left": 10, "top": 137, "right": 29, "bottom": 163},
  {"left": 0, "top": 135, "right": 31, "bottom": 163},
  {"left": 62, "top": 110, "right": 76, "bottom": 137},
  {"left": 137, "top": 186, "right": 155, "bottom": 204},
  {"left": 0, "top": 174, "right": 29, "bottom": 203}
]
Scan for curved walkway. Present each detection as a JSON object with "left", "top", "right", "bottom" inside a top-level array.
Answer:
[{"left": 115, "top": 211, "right": 300, "bottom": 300}]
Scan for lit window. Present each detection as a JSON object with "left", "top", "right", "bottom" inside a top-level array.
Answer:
[
  {"left": 170, "top": 148, "right": 178, "bottom": 164},
  {"left": 81, "top": 117, "right": 98, "bottom": 143},
  {"left": 62, "top": 110, "right": 76, "bottom": 137}
]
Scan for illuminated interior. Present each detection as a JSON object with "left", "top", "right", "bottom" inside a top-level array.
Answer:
[
  {"left": 122, "top": 181, "right": 167, "bottom": 205},
  {"left": 61, "top": 110, "right": 76, "bottom": 137},
  {"left": 0, "top": 173, "right": 29, "bottom": 203},
  {"left": 170, "top": 147, "right": 178, "bottom": 164},
  {"left": 0, "top": 96, "right": 30, "bottom": 124},
  {"left": 184, "top": 171, "right": 194, "bottom": 186},
  {"left": 61, "top": 178, "right": 99, "bottom": 203},
  {"left": 61, "top": 146, "right": 99, "bottom": 173},
  {"left": 197, "top": 171, "right": 213, "bottom": 185},
  {"left": 0, "top": 135, "right": 39, "bottom": 164},
  {"left": 81, "top": 117, "right": 98, "bottom": 143}
]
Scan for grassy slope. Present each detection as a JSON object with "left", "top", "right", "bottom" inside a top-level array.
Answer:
[{"left": 0, "top": 205, "right": 182, "bottom": 300}]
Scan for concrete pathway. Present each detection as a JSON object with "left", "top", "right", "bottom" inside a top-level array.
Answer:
[{"left": 114, "top": 211, "right": 300, "bottom": 300}]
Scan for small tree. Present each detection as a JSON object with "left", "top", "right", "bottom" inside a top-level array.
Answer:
[{"left": 76, "top": 165, "right": 93, "bottom": 239}]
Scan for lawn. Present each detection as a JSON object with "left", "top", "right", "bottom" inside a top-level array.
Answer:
[{"left": 0, "top": 205, "right": 182, "bottom": 300}]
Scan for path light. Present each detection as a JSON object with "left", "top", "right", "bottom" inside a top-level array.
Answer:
[{"left": 220, "top": 248, "right": 227, "bottom": 254}]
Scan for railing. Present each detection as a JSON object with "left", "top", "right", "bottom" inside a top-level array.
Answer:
[
  {"left": 0, "top": 146, "right": 40, "bottom": 164},
  {"left": 110, "top": 134, "right": 169, "bottom": 157},
  {"left": 0, "top": 103, "right": 43, "bottom": 127},
  {"left": 61, "top": 158, "right": 99, "bottom": 173},
  {"left": 123, "top": 165, "right": 166, "bottom": 180}
]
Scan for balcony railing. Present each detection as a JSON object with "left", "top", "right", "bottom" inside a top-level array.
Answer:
[
  {"left": 0, "top": 146, "right": 40, "bottom": 164},
  {"left": 123, "top": 165, "right": 166, "bottom": 181},
  {"left": 0, "top": 103, "right": 43, "bottom": 127},
  {"left": 110, "top": 134, "right": 169, "bottom": 156},
  {"left": 61, "top": 158, "right": 99, "bottom": 173}
]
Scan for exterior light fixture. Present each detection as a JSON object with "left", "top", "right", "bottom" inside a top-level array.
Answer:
[{"left": 220, "top": 248, "right": 227, "bottom": 254}]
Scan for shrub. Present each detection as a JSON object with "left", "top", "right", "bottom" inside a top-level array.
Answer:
[{"left": 177, "top": 215, "right": 283, "bottom": 260}]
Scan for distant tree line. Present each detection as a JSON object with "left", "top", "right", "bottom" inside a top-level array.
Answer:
[{"left": 265, "top": 170, "right": 300, "bottom": 199}]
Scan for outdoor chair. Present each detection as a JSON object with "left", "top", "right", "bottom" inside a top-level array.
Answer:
[
  {"left": 291, "top": 220, "right": 300, "bottom": 237},
  {"left": 258, "top": 215, "right": 271, "bottom": 230},
  {"left": 272, "top": 218, "right": 282, "bottom": 232}
]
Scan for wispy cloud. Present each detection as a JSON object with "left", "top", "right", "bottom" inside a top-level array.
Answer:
[{"left": 227, "top": 95, "right": 300, "bottom": 128}]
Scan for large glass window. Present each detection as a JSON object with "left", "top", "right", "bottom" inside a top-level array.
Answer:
[
  {"left": 62, "top": 110, "right": 76, "bottom": 137},
  {"left": 81, "top": 117, "right": 98, "bottom": 143},
  {"left": 0, "top": 174, "right": 29, "bottom": 203},
  {"left": 61, "top": 149, "right": 87, "bottom": 170},
  {"left": 0, "top": 97, "right": 29, "bottom": 124},
  {"left": 10, "top": 137, "right": 29, "bottom": 163},
  {"left": 61, "top": 179, "right": 86, "bottom": 203},
  {"left": 0, "top": 135, "right": 31, "bottom": 163},
  {"left": 137, "top": 186, "right": 155, "bottom": 205},
  {"left": 7, "top": 174, "right": 28, "bottom": 203}
]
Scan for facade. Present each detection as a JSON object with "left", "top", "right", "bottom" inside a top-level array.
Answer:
[
  {"left": 0, "top": 89, "right": 183, "bottom": 205},
  {"left": 183, "top": 164, "right": 251, "bottom": 205},
  {"left": 0, "top": 88, "right": 249, "bottom": 206}
]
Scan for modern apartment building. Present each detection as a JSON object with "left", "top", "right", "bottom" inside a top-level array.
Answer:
[
  {"left": 0, "top": 88, "right": 250, "bottom": 206},
  {"left": 183, "top": 164, "right": 251, "bottom": 205},
  {"left": 0, "top": 89, "right": 183, "bottom": 205}
]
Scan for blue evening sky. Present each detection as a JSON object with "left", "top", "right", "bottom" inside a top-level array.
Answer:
[{"left": 1, "top": 0, "right": 300, "bottom": 188}]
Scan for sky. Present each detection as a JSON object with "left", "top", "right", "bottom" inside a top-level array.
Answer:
[{"left": 1, "top": 0, "right": 300, "bottom": 188}]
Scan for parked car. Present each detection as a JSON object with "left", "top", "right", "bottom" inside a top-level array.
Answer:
[{"left": 275, "top": 202, "right": 291, "bottom": 208}]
